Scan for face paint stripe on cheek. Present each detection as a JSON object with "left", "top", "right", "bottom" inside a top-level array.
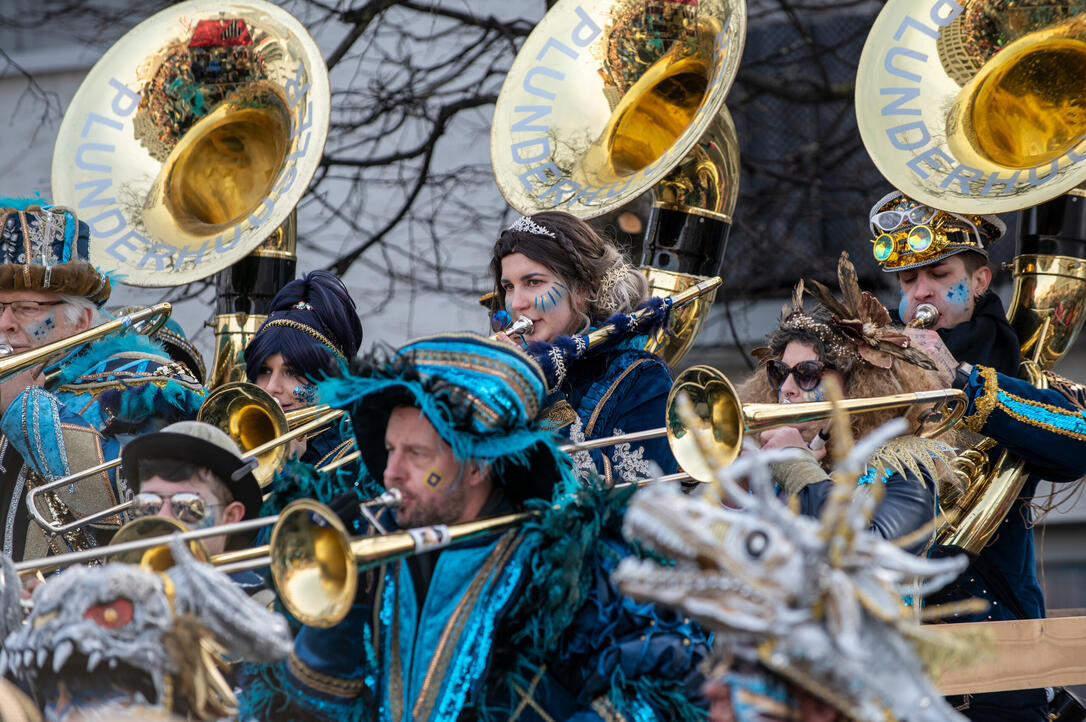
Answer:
[{"left": 292, "top": 384, "right": 317, "bottom": 404}]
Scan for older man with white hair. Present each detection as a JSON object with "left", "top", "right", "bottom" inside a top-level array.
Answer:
[{"left": 0, "top": 199, "right": 205, "bottom": 562}]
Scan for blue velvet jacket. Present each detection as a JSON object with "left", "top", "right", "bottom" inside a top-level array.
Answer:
[
  {"left": 549, "top": 338, "right": 677, "bottom": 483},
  {"left": 934, "top": 365, "right": 1086, "bottom": 623},
  {"left": 0, "top": 334, "right": 205, "bottom": 560},
  {"left": 244, "top": 499, "right": 710, "bottom": 721}
]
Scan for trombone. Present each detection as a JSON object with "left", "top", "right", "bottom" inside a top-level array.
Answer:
[
  {"left": 0, "top": 303, "right": 172, "bottom": 382},
  {"left": 25, "top": 389, "right": 344, "bottom": 536},
  {"left": 320, "top": 365, "right": 968, "bottom": 482},
  {"left": 14, "top": 489, "right": 403, "bottom": 579}
]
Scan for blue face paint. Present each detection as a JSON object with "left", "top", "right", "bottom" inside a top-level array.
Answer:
[
  {"left": 898, "top": 294, "right": 909, "bottom": 322},
  {"left": 532, "top": 282, "right": 568, "bottom": 312},
  {"left": 25, "top": 312, "right": 56, "bottom": 341},
  {"left": 946, "top": 279, "right": 970, "bottom": 307},
  {"left": 293, "top": 384, "right": 317, "bottom": 405}
]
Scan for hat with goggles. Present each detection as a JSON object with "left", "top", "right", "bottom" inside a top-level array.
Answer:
[{"left": 868, "top": 191, "right": 1006, "bottom": 272}]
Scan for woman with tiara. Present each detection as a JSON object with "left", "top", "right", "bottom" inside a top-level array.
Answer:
[
  {"left": 244, "top": 270, "right": 364, "bottom": 479},
  {"left": 490, "top": 210, "right": 677, "bottom": 481}
]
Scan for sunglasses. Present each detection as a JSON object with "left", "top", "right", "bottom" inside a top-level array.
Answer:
[
  {"left": 766, "top": 359, "right": 827, "bottom": 392},
  {"left": 131, "top": 492, "right": 221, "bottom": 524},
  {"left": 870, "top": 204, "right": 937, "bottom": 233}
]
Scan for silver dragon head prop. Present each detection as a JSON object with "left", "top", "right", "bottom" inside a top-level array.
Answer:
[
  {"left": 1, "top": 538, "right": 291, "bottom": 720},
  {"left": 613, "top": 399, "right": 973, "bottom": 722}
]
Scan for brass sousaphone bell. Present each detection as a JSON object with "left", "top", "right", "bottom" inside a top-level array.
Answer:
[
  {"left": 856, "top": 0, "right": 1086, "bottom": 214},
  {"left": 51, "top": 0, "right": 330, "bottom": 287},
  {"left": 491, "top": 0, "right": 746, "bottom": 364}
]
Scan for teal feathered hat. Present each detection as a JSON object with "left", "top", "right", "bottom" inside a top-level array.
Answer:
[
  {"left": 320, "top": 332, "right": 571, "bottom": 503},
  {"left": 0, "top": 196, "right": 111, "bottom": 304}
]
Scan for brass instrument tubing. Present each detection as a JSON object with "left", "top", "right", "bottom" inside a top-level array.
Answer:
[
  {"left": 0, "top": 303, "right": 171, "bottom": 383},
  {"left": 26, "top": 408, "right": 347, "bottom": 536},
  {"left": 15, "top": 515, "right": 277, "bottom": 576}
]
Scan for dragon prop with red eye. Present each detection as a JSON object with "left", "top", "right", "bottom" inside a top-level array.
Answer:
[{"left": 0, "top": 538, "right": 290, "bottom": 720}]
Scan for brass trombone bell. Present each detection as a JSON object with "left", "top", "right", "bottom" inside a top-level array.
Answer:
[
  {"left": 51, "top": 0, "right": 330, "bottom": 287},
  {"left": 490, "top": 0, "right": 746, "bottom": 218},
  {"left": 856, "top": 0, "right": 1086, "bottom": 213},
  {"left": 15, "top": 490, "right": 403, "bottom": 579},
  {"left": 269, "top": 498, "right": 531, "bottom": 627},
  {"left": 665, "top": 366, "right": 969, "bottom": 482},
  {"left": 197, "top": 382, "right": 344, "bottom": 489}
]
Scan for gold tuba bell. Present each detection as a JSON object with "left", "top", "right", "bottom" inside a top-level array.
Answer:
[
  {"left": 50, "top": 0, "right": 329, "bottom": 288},
  {"left": 490, "top": 0, "right": 746, "bottom": 364},
  {"left": 856, "top": 0, "right": 1086, "bottom": 214}
]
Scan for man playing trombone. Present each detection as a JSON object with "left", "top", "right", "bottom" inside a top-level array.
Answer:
[
  {"left": 0, "top": 199, "right": 205, "bottom": 561},
  {"left": 242, "top": 333, "right": 710, "bottom": 721}
]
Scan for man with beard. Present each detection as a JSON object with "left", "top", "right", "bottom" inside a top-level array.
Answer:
[
  {"left": 870, "top": 190, "right": 1086, "bottom": 721},
  {"left": 241, "top": 333, "right": 710, "bottom": 721},
  {"left": 0, "top": 199, "right": 204, "bottom": 561}
]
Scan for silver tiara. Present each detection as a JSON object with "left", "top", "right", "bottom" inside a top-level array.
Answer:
[{"left": 507, "top": 215, "right": 556, "bottom": 238}]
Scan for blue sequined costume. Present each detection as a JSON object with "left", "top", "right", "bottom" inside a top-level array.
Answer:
[
  {"left": 0, "top": 331, "right": 205, "bottom": 560},
  {"left": 543, "top": 336, "right": 677, "bottom": 483},
  {"left": 240, "top": 334, "right": 709, "bottom": 721},
  {"left": 932, "top": 364, "right": 1086, "bottom": 623}
]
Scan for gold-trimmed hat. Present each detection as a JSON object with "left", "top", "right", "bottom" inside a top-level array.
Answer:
[
  {"left": 868, "top": 191, "right": 1006, "bottom": 272},
  {"left": 0, "top": 200, "right": 110, "bottom": 304}
]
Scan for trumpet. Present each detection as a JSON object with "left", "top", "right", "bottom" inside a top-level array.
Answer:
[
  {"left": 15, "top": 490, "right": 403, "bottom": 579},
  {"left": 25, "top": 397, "right": 344, "bottom": 536},
  {"left": 0, "top": 303, "right": 172, "bottom": 382}
]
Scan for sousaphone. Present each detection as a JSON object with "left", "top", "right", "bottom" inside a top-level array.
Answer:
[
  {"left": 856, "top": 0, "right": 1086, "bottom": 553},
  {"left": 490, "top": 0, "right": 746, "bottom": 364},
  {"left": 51, "top": 0, "right": 330, "bottom": 287}
]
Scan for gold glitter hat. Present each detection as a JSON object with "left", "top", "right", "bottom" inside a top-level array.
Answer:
[{"left": 869, "top": 191, "right": 1006, "bottom": 272}]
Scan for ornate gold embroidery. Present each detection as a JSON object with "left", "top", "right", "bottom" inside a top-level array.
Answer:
[
  {"left": 963, "top": 365, "right": 999, "bottom": 432},
  {"left": 287, "top": 652, "right": 365, "bottom": 698}
]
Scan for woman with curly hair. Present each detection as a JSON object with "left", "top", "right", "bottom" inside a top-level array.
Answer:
[
  {"left": 490, "top": 211, "right": 677, "bottom": 480},
  {"left": 738, "top": 253, "right": 958, "bottom": 545},
  {"left": 244, "top": 270, "right": 363, "bottom": 472}
]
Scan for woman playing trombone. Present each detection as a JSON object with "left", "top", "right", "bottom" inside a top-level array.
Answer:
[
  {"left": 738, "top": 253, "right": 958, "bottom": 548},
  {"left": 490, "top": 211, "right": 677, "bottom": 481}
]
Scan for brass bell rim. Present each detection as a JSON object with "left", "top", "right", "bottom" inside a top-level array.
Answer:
[{"left": 490, "top": 0, "right": 746, "bottom": 219}]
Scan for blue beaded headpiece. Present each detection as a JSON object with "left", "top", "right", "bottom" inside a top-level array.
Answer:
[{"left": 0, "top": 197, "right": 110, "bottom": 304}]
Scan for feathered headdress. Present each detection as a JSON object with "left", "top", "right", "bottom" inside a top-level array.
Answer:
[{"left": 803, "top": 252, "right": 936, "bottom": 371}]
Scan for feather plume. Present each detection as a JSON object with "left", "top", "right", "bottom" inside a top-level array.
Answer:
[{"left": 806, "top": 253, "right": 937, "bottom": 371}]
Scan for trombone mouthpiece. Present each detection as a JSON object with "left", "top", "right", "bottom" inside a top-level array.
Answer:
[
  {"left": 0, "top": 344, "right": 12, "bottom": 357},
  {"left": 488, "top": 316, "right": 534, "bottom": 340},
  {"left": 365, "top": 488, "right": 403, "bottom": 509},
  {"left": 506, "top": 316, "right": 534, "bottom": 336},
  {"left": 907, "top": 303, "right": 939, "bottom": 329}
]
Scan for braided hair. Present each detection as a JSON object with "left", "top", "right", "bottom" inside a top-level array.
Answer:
[
  {"left": 489, "top": 211, "right": 648, "bottom": 330},
  {"left": 244, "top": 270, "right": 363, "bottom": 384}
]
